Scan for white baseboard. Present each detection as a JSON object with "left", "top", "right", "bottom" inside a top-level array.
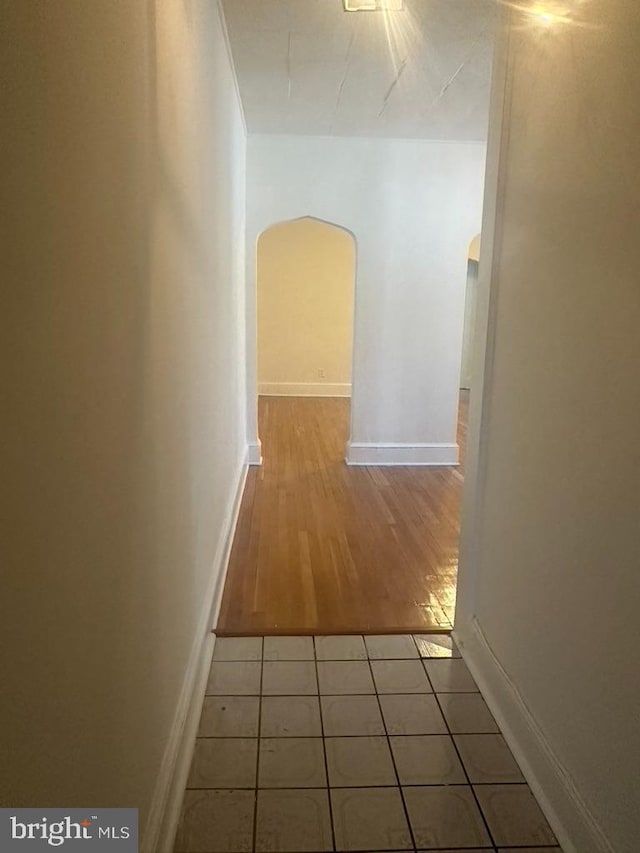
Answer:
[
  {"left": 142, "top": 448, "right": 250, "bottom": 853},
  {"left": 258, "top": 382, "right": 351, "bottom": 397},
  {"left": 146, "top": 632, "right": 215, "bottom": 853},
  {"left": 247, "top": 440, "right": 262, "bottom": 466},
  {"left": 208, "top": 450, "right": 250, "bottom": 631},
  {"left": 346, "top": 441, "right": 459, "bottom": 467},
  {"left": 453, "top": 617, "right": 614, "bottom": 853}
]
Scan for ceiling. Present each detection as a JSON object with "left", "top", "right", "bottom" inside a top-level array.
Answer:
[{"left": 220, "top": 0, "right": 496, "bottom": 140}]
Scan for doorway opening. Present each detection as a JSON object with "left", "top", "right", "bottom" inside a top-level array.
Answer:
[
  {"left": 217, "top": 5, "right": 499, "bottom": 639},
  {"left": 219, "top": 203, "right": 483, "bottom": 635},
  {"left": 256, "top": 216, "right": 357, "bottom": 464}
]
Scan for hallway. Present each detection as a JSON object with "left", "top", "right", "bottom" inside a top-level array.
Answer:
[
  {"left": 4, "top": 2, "right": 638, "bottom": 850},
  {"left": 217, "top": 395, "right": 468, "bottom": 636}
]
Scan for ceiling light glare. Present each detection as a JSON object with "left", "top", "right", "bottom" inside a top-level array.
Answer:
[
  {"left": 526, "top": 3, "right": 570, "bottom": 27},
  {"left": 343, "top": 0, "right": 404, "bottom": 12},
  {"left": 533, "top": 7, "right": 557, "bottom": 24}
]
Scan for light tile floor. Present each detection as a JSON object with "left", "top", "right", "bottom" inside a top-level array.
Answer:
[{"left": 174, "top": 634, "right": 562, "bottom": 853}]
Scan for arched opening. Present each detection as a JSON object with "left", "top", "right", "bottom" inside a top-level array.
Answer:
[{"left": 256, "top": 216, "right": 357, "bottom": 461}]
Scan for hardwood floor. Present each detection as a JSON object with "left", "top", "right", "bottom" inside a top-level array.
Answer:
[{"left": 217, "top": 393, "right": 468, "bottom": 636}]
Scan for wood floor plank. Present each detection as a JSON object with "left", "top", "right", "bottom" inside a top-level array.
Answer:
[{"left": 216, "top": 393, "right": 469, "bottom": 635}]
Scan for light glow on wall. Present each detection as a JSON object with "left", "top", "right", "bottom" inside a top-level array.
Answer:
[
  {"left": 527, "top": 4, "right": 569, "bottom": 26},
  {"left": 344, "top": 0, "right": 404, "bottom": 12},
  {"left": 503, "top": 1, "right": 584, "bottom": 30}
]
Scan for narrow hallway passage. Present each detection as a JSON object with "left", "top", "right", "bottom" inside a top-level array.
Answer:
[{"left": 217, "top": 395, "right": 468, "bottom": 635}]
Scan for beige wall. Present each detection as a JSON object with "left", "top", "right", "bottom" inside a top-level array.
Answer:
[
  {"left": 0, "top": 1, "right": 246, "bottom": 847},
  {"left": 257, "top": 217, "right": 355, "bottom": 396},
  {"left": 459, "top": 258, "right": 479, "bottom": 390},
  {"left": 456, "top": 2, "right": 640, "bottom": 850},
  {"left": 468, "top": 233, "right": 481, "bottom": 263}
]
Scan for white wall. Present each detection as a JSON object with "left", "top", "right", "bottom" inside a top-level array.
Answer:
[
  {"left": 0, "top": 1, "right": 246, "bottom": 848},
  {"left": 247, "top": 134, "right": 486, "bottom": 465},
  {"left": 258, "top": 217, "right": 355, "bottom": 396},
  {"left": 456, "top": 2, "right": 640, "bottom": 851}
]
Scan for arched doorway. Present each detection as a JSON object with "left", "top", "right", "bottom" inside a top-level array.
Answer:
[{"left": 256, "top": 216, "right": 357, "bottom": 459}]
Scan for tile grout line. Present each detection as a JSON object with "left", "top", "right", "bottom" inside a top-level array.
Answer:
[
  {"left": 251, "top": 637, "right": 264, "bottom": 853},
  {"left": 391, "top": 632, "right": 430, "bottom": 853},
  {"left": 365, "top": 649, "right": 418, "bottom": 853},
  {"left": 429, "top": 666, "right": 500, "bottom": 852},
  {"left": 412, "top": 632, "right": 499, "bottom": 852},
  {"left": 192, "top": 733, "right": 532, "bottom": 751},
  {"left": 184, "top": 780, "right": 530, "bottom": 791},
  {"left": 313, "top": 636, "right": 338, "bottom": 853}
]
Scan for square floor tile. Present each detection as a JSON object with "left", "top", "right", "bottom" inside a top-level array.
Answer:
[
  {"left": 206, "top": 661, "right": 262, "bottom": 696},
  {"left": 379, "top": 693, "right": 447, "bottom": 734},
  {"left": 261, "top": 695, "right": 322, "bottom": 737},
  {"left": 256, "top": 788, "right": 333, "bottom": 852},
  {"left": 474, "top": 784, "right": 557, "bottom": 847},
  {"left": 371, "top": 659, "right": 432, "bottom": 694},
  {"left": 262, "top": 661, "right": 317, "bottom": 695},
  {"left": 403, "top": 785, "right": 491, "bottom": 849},
  {"left": 315, "top": 635, "right": 368, "bottom": 660},
  {"left": 413, "top": 634, "right": 461, "bottom": 659},
  {"left": 174, "top": 789, "right": 254, "bottom": 852},
  {"left": 317, "top": 661, "right": 375, "bottom": 694},
  {"left": 437, "top": 692, "right": 499, "bottom": 733},
  {"left": 264, "top": 636, "right": 315, "bottom": 661},
  {"left": 198, "top": 696, "right": 260, "bottom": 737},
  {"left": 364, "top": 635, "right": 419, "bottom": 659},
  {"left": 424, "top": 659, "right": 477, "bottom": 692},
  {"left": 454, "top": 734, "right": 524, "bottom": 783},
  {"left": 259, "top": 737, "right": 326, "bottom": 788},
  {"left": 390, "top": 735, "right": 466, "bottom": 785},
  {"left": 331, "top": 787, "right": 413, "bottom": 851},
  {"left": 213, "top": 636, "right": 263, "bottom": 661},
  {"left": 326, "top": 736, "right": 396, "bottom": 787},
  {"left": 187, "top": 738, "right": 257, "bottom": 789},
  {"left": 321, "top": 695, "right": 385, "bottom": 736}
]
